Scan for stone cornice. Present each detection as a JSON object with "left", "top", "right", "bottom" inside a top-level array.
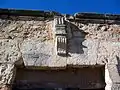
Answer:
[
  {"left": 66, "top": 13, "right": 120, "bottom": 24},
  {"left": 0, "top": 8, "right": 62, "bottom": 20},
  {"left": 0, "top": 8, "right": 120, "bottom": 20}
]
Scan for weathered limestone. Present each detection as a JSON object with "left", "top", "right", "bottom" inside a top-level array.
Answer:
[
  {"left": 0, "top": 14, "right": 55, "bottom": 87},
  {"left": 0, "top": 8, "right": 119, "bottom": 89},
  {"left": 105, "top": 65, "right": 120, "bottom": 90},
  {"left": 67, "top": 17, "right": 120, "bottom": 89},
  {"left": 0, "top": 39, "right": 22, "bottom": 64},
  {"left": 0, "top": 13, "right": 120, "bottom": 67},
  {"left": 21, "top": 39, "right": 54, "bottom": 66},
  {"left": 0, "top": 19, "right": 52, "bottom": 40},
  {"left": 0, "top": 64, "right": 16, "bottom": 87}
]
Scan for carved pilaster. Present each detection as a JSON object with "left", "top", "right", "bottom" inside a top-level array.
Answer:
[{"left": 54, "top": 16, "right": 67, "bottom": 56}]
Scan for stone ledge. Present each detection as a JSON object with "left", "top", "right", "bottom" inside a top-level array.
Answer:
[
  {"left": 0, "top": 8, "right": 62, "bottom": 20},
  {"left": 66, "top": 13, "right": 120, "bottom": 24},
  {"left": 74, "top": 13, "right": 120, "bottom": 20}
]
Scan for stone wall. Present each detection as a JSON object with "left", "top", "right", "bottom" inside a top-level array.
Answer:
[
  {"left": 66, "top": 22, "right": 120, "bottom": 65},
  {"left": 0, "top": 15, "right": 56, "bottom": 89},
  {"left": 66, "top": 17, "right": 120, "bottom": 90},
  {"left": 0, "top": 9, "right": 120, "bottom": 89}
]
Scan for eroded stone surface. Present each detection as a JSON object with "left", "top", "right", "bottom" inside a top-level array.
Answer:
[
  {"left": 0, "top": 16, "right": 120, "bottom": 66},
  {"left": 0, "top": 12, "right": 120, "bottom": 88},
  {"left": 105, "top": 65, "right": 120, "bottom": 90},
  {"left": 0, "top": 64, "right": 16, "bottom": 87},
  {"left": 0, "top": 39, "right": 22, "bottom": 64},
  {"left": 0, "top": 18, "right": 54, "bottom": 66},
  {"left": 0, "top": 19, "right": 53, "bottom": 40},
  {"left": 21, "top": 39, "right": 55, "bottom": 66},
  {"left": 66, "top": 22, "right": 120, "bottom": 65},
  {"left": 71, "top": 22, "right": 120, "bottom": 41}
]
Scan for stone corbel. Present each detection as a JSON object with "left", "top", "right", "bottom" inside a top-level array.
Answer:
[{"left": 54, "top": 16, "right": 68, "bottom": 56}]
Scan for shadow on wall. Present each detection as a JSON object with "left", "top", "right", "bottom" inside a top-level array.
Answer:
[
  {"left": 116, "top": 56, "right": 120, "bottom": 76},
  {"left": 67, "top": 22, "right": 88, "bottom": 55}
]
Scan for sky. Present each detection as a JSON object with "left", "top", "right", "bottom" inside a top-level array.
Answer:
[{"left": 0, "top": 0, "right": 120, "bottom": 15}]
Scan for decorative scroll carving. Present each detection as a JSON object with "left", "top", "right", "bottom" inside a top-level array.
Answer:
[{"left": 54, "top": 16, "right": 67, "bottom": 56}]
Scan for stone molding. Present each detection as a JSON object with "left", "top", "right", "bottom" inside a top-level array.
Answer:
[{"left": 54, "top": 16, "right": 68, "bottom": 56}]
